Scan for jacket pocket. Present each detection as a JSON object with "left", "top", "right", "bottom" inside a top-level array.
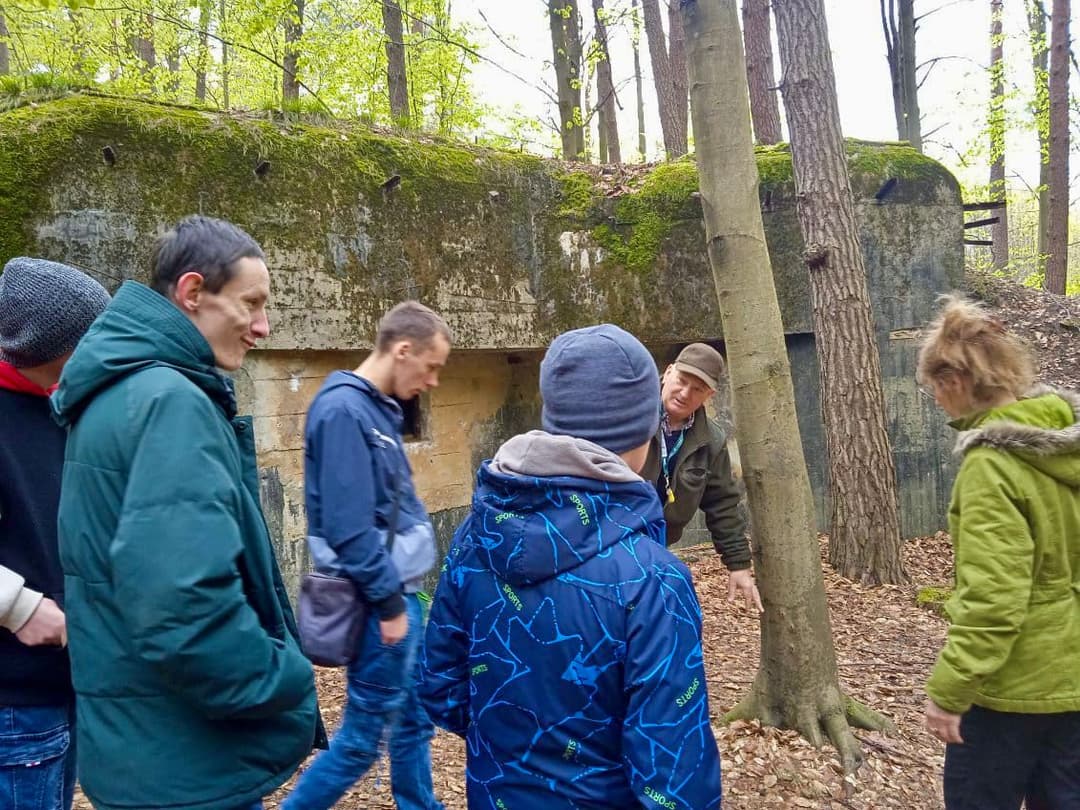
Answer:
[
  {"left": 0, "top": 705, "right": 70, "bottom": 767},
  {"left": 679, "top": 467, "right": 709, "bottom": 492}
]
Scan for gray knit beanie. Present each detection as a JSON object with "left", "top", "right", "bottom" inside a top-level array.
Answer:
[
  {"left": 0, "top": 257, "right": 111, "bottom": 368},
  {"left": 540, "top": 323, "right": 660, "bottom": 454}
]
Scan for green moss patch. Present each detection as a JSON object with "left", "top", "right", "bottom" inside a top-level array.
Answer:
[{"left": 916, "top": 585, "right": 953, "bottom": 617}]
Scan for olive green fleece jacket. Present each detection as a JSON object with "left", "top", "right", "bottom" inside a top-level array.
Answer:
[
  {"left": 641, "top": 407, "right": 750, "bottom": 570},
  {"left": 926, "top": 387, "right": 1080, "bottom": 715}
]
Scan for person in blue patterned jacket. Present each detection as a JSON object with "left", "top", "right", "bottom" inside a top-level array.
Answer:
[{"left": 421, "top": 323, "right": 722, "bottom": 810}]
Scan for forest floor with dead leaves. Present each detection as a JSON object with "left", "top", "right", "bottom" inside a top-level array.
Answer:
[{"left": 250, "top": 533, "right": 956, "bottom": 810}]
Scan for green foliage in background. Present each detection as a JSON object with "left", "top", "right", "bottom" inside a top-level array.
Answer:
[{"left": 0, "top": 0, "right": 487, "bottom": 137}]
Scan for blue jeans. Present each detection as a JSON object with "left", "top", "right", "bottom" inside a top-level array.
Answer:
[
  {"left": 283, "top": 594, "right": 443, "bottom": 810},
  {"left": 0, "top": 703, "right": 76, "bottom": 810}
]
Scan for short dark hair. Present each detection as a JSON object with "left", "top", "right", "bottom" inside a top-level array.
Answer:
[
  {"left": 375, "top": 301, "right": 452, "bottom": 353},
  {"left": 150, "top": 215, "right": 265, "bottom": 295}
]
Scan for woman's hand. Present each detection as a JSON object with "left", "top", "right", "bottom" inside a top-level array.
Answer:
[{"left": 924, "top": 699, "right": 964, "bottom": 744}]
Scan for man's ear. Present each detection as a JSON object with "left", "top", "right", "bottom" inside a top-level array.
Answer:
[
  {"left": 173, "top": 271, "right": 205, "bottom": 314},
  {"left": 393, "top": 340, "right": 412, "bottom": 360}
]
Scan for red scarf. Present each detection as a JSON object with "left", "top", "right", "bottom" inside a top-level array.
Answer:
[{"left": 0, "top": 361, "right": 54, "bottom": 397}]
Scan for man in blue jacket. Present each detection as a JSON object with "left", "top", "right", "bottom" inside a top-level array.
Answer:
[
  {"left": 421, "top": 324, "right": 723, "bottom": 810},
  {"left": 284, "top": 301, "right": 450, "bottom": 810}
]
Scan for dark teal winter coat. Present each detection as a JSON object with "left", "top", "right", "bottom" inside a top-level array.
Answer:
[{"left": 52, "top": 282, "right": 321, "bottom": 810}]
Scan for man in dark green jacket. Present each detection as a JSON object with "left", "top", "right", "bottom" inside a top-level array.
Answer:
[
  {"left": 642, "top": 343, "right": 763, "bottom": 612},
  {"left": 52, "top": 216, "right": 322, "bottom": 810}
]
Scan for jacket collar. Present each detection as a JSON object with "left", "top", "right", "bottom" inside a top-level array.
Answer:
[
  {"left": 0, "top": 361, "right": 52, "bottom": 397},
  {"left": 952, "top": 385, "right": 1080, "bottom": 457},
  {"left": 53, "top": 282, "right": 236, "bottom": 426}
]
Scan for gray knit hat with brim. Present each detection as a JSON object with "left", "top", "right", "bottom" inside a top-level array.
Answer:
[
  {"left": 0, "top": 257, "right": 111, "bottom": 368},
  {"left": 541, "top": 323, "right": 660, "bottom": 454}
]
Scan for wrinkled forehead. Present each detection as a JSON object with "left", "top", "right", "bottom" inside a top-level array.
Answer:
[{"left": 665, "top": 365, "right": 710, "bottom": 388}]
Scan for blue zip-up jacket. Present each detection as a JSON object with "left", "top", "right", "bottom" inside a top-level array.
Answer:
[
  {"left": 304, "top": 371, "right": 436, "bottom": 619},
  {"left": 421, "top": 431, "right": 722, "bottom": 810}
]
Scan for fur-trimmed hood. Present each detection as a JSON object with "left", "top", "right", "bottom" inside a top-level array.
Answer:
[{"left": 953, "top": 385, "right": 1080, "bottom": 487}]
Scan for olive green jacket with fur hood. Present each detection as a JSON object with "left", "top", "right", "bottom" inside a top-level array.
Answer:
[
  {"left": 926, "top": 387, "right": 1080, "bottom": 715},
  {"left": 641, "top": 407, "right": 750, "bottom": 570}
]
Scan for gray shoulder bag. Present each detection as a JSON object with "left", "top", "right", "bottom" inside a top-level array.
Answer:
[{"left": 297, "top": 471, "right": 401, "bottom": 667}]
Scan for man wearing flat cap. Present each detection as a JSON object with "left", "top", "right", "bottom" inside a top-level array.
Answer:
[
  {"left": 0, "top": 257, "right": 110, "bottom": 810},
  {"left": 643, "top": 342, "right": 763, "bottom": 612}
]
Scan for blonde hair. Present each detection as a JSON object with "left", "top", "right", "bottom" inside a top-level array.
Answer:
[{"left": 917, "top": 294, "right": 1035, "bottom": 403}]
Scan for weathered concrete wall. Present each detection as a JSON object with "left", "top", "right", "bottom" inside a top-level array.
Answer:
[{"left": 0, "top": 94, "right": 964, "bottom": 592}]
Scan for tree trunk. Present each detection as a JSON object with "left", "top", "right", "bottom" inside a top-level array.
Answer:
[
  {"left": 598, "top": 104, "right": 608, "bottom": 163},
  {"left": 642, "top": 0, "right": 687, "bottom": 157},
  {"left": 772, "top": 0, "right": 907, "bottom": 586},
  {"left": 549, "top": 0, "right": 585, "bottom": 159},
  {"left": 632, "top": 0, "right": 647, "bottom": 160},
  {"left": 1027, "top": 0, "right": 1050, "bottom": 262},
  {"left": 880, "top": 0, "right": 921, "bottom": 150},
  {"left": 592, "top": 0, "right": 621, "bottom": 163},
  {"left": 989, "top": 0, "right": 1009, "bottom": 271},
  {"left": 194, "top": 0, "right": 211, "bottom": 102},
  {"left": 68, "top": 7, "right": 89, "bottom": 80},
  {"left": 0, "top": 6, "right": 9, "bottom": 76},
  {"left": 881, "top": 0, "right": 905, "bottom": 141},
  {"left": 129, "top": 12, "right": 156, "bottom": 77},
  {"left": 283, "top": 0, "right": 304, "bottom": 104},
  {"left": 583, "top": 67, "right": 594, "bottom": 160},
  {"left": 679, "top": 0, "right": 890, "bottom": 771},
  {"left": 741, "top": 0, "right": 782, "bottom": 144},
  {"left": 667, "top": 0, "right": 689, "bottom": 154},
  {"left": 1045, "top": 0, "right": 1070, "bottom": 294},
  {"left": 898, "top": 0, "right": 921, "bottom": 150},
  {"left": 220, "top": 0, "right": 229, "bottom": 109},
  {"left": 383, "top": 0, "right": 410, "bottom": 125}
]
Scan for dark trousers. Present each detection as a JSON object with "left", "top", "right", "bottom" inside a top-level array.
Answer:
[{"left": 944, "top": 705, "right": 1080, "bottom": 810}]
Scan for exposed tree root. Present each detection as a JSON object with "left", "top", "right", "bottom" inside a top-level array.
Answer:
[{"left": 724, "top": 684, "right": 894, "bottom": 774}]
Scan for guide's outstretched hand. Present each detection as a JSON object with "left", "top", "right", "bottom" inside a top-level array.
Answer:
[{"left": 728, "top": 569, "right": 764, "bottom": 614}]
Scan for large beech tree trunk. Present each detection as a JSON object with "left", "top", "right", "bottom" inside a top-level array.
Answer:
[
  {"left": 592, "top": 0, "right": 621, "bottom": 163},
  {"left": 741, "top": 0, "right": 781, "bottom": 144},
  {"left": 989, "top": 0, "right": 1009, "bottom": 270},
  {"left": 679, "top": 0, "right": 890, "bottom": 771},
  {"left": 549, "top": 0, "right": 585, "bottom": 159},
  {"left": 772, "top": 0, "right": 907, "bottom": 586},
  {"left": 1045, "top": 0, "right": 1070, "bottom": 294},
  {"left": 383, "top": 0, "right": 410, "bottom": 126}
]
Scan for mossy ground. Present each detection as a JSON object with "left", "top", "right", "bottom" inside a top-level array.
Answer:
[{"left": 916, "top": 585, "right": 953, "bottom": 616}]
